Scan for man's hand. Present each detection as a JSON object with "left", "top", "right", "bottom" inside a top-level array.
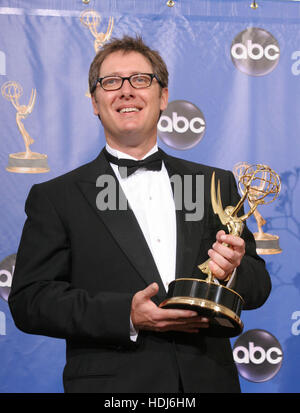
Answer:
[
  {"left": 131, "top": 283, "right": 209, "bottom": 333},
  {"left": 207, "top": 230, "right": 245, "bottom": 281}
]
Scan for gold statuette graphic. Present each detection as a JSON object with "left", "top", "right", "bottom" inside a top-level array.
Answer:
[
  {"left": 80, "top": 10, "right": 114, "bottom": 97},
  {"left": 233, "top": 162, "right": 282, "bottom": 254},
  {"left": 80, "top": 9, "right": 114, "bottom": 53},
  {"left": 1, "top": 81, "right": 49, "bottom": 173},
  {"left": 160, "top": 164, "right": 281, "bottom": 338}
]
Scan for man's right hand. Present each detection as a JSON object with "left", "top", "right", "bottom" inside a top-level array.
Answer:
[{"left": 130, "top": 283, "right": 209, "bottom": 333}]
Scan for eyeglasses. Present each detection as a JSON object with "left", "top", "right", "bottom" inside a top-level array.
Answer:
[{"left": 91, "top": 73, "right": 163, "bottom": 92}]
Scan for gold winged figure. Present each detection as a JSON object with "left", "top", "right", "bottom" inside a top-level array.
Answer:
[
  {"left": 80, "top": 10, "right": 114, "bottom": 53},
  {"left": 198, "top": 171, "right": 258, "bottom": 282}
]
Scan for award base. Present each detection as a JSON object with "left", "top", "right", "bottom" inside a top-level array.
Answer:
[
  {"left": 6, "top": 152, "right": 50, "bottom": 173},
  {"left": 159, "top": 278, "right": 244, "bottom": 338},
  {"left": 254, "top": 232, "right": 282, "bottom": 255}
]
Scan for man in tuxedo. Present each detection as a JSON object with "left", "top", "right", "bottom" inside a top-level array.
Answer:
[{"left": 8, "top": 36, "right": 271, "bottom": 393}]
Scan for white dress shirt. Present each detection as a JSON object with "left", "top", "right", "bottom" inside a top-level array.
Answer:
[
  {"left": 106, "top": 143, "right": 177, "bottom": 292},
  {"left": 106, "top": 143, "right": 177, "bottom": 339}
]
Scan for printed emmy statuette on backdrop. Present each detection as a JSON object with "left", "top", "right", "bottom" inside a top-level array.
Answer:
[
  {"left": 80, "top": 9, "right": 114, "bottom": 97},
  {"left": 1, "top": 81, "right": 49, "bottom": 173},
  {"left": 160, "top": 164, "right": 281, "bottom": 337},
  {"left": 80, "top": 10, "right": 114, "bottom": 53},
  {"left": 233, "top": 162, "right": 282, "bottom": 255}
]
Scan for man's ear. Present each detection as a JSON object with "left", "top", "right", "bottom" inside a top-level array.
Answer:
[
  {"left": 91, "top": 95, "right": 102, "bottom": 122},
  {"left": 160, "top": 87, "right": 169, "bottom": 112},
  {"left": 91, "top": 94, "right": 99, "bottom": 116}
]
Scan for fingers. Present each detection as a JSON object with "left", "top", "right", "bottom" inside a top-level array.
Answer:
[
  {"left": 216, "top": 230, "right": 245, "bottom": 252},
  {"left": 208, "top": 230, "right": 245, "bottom": 280},
  {"left": 155, "top": 308, "right": 199, "bottom": 321},
  {"left": 150, "top": 315, "right": 210, "bottom": 333},
  {"left": 208, "top": 251, "right": 232, "bottom": 279},
  {"left": 139, "top": 283, "right": 200, "bottom": 320},
  {"left": 131, "top": 282, "right": 211, "bottom": 333},
  {"left": 140, "top": 282, "right": 159, "bottom": 300}
]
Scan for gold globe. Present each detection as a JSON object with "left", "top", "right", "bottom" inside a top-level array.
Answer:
[
  {"left": 1, "top": 81, "right": 23, "bottom": 101},
  {"left": 238, "top": 164, "right": 281, "bottom": 206}
]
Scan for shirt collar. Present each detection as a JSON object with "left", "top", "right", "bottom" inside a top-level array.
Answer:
[{"left": 105, "top": 142, "right": 158, "bottom": 161}]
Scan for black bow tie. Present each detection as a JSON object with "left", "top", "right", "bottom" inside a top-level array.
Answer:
[{"left": 103, "top": 148, "right": 163, "bottom": 178}]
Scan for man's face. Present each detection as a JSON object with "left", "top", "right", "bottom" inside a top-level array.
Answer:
[{"left": 91, "top": 51, "right": 168, "bottom": 149}]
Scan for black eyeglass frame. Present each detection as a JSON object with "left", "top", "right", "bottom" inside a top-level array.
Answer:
[{"left": 91, "top": 73, "right": 163, "bottom": 93}]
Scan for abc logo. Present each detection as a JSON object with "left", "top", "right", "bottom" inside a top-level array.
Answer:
[
  {"left": 158, "top": 100, "right": 206, "bottom": 150},
  {"left": 231, "top": 27, "right": 280, "bottom": 76},
  {"left": 233, "top": 329, "right": 283, "bottom": 382},
  {"left": 0, "top": 254, "right": 16, "bottom": 302}
]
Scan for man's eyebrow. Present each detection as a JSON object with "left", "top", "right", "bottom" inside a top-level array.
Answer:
[{"left": 100, "top": 71, "right": 143, "bottom": 77}]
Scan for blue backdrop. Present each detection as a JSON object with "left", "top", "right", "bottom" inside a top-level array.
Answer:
[{"left": 0, "top": 0, "right": 300, "bottom": 393}]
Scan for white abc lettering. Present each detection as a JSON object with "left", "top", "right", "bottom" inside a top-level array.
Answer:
[
  {"left": 233, "top": 345, "right": 250, "bottom": 364},
  {"left": 173, "top": 112, "right": 189, "bottom": 133},
  {"left": 231, "top": 40, "right": 279, "bottom": 61},
  {"left": 247, "top": 41, "right": 264, "bottom": 60},
  {"left": 158, "top": 113, "right": 205, "bottom": 134},
  {"left": 291, "top": 310, "right": 300, "bottom": 335},
  {"left": 264, "top": 44, "right": 280, "bottom": 60},
  {"left": 0, "top": 50, "right": 6, "bottom": 76},
  {"left": 291, "top": 51, "right": 300, "bottom": 76},
  {"left": 189, "top": 117, "right": 205, "bottom": 133},
  {"left": 249, "top": 342, "right": 265, "bottom": 364},
  {"left": 158, "top": 115, "right": 172, "bottom": 132},
  {"left": 0, "top": 269, "right": 13, "bottom": 287},
  {"left": 231, "top": 43, "right": 248, "bottom": 60},
  {"left": 231, "top": 42, "right": 254, "bottom": 60},
  {"left": 266, "top": 347, "right": 283, "bottom": 364},
  {"left": 233, "top": 342, "right": 282, "bottom": 365}
]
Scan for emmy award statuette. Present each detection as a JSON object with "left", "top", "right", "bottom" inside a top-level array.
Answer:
[
  {"left": 233, "top": 162, "right": 282, "bottom": 255},
  {"left": 80, "top": 10, "right": 114, "bottom": 53},
  {"left": 80, "top": 9, "right": 114, "bottom": 97},
  {"left": 1, "top": 81, "right": 49, "bottom": 173},
  {"left": 160, "top": 164, "right": 281, "bottom": 337}
]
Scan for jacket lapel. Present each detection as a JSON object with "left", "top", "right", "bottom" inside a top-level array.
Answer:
[
  {"left": 162, "top": 151, "right": 206, "bottom": 279},
  {"left": 76, "top": 150, "right": 166, "bottom": 302}
]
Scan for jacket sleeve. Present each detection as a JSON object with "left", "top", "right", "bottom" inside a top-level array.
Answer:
[
  {"left": 8, "top": 184, "right": 133, "bottom": 345},
  {"left": 228, "top": 171, "right": 272, "bottom": 310}
]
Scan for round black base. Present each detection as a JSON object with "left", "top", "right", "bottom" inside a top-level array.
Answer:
[{"left": 159, "top": 278, "right": 244, "bottom": 338}]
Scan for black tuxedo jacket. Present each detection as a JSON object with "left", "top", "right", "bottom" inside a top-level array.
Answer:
[{"left": 9, "top": 148, "right": 271, "bottom": 393}]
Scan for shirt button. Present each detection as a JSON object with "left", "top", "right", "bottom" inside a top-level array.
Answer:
[{"left": 157, "top": 238, "right": 161, "bottom": 243}]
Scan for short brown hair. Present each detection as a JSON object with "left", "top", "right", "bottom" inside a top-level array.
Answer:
[{"left": 89, "top": 35, "right": 169, "bottom": 95}]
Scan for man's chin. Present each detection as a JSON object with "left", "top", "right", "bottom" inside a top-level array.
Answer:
[{"left": 107, "top": 131, "right": 156, "bottom": 149}]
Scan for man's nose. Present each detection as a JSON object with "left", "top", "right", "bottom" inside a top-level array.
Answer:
[{"left": 120, "top": 78, "right": 135, "bottom": 96}]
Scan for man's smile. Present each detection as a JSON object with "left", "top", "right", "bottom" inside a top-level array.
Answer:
[{"left": 116, "top": 105, "right": 143, "bottom": 114}]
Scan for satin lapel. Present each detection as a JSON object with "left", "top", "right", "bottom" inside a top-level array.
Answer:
[
  {"left": 76, "top": 151, "right": 166, "bottom": 303},
  {"left": 162, "top": 151, "right": 206, "bottom": 278}
]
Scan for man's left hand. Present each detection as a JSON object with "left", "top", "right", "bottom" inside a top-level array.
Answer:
[{"left": 207, "top": 230, "right": 245, "bottom": 281}]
